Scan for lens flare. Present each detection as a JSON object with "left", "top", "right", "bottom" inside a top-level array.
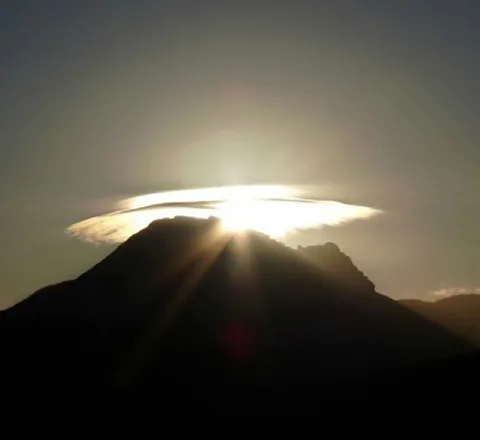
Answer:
[{"left": 66, "top": 185, "right": 382, "bottom": 244}]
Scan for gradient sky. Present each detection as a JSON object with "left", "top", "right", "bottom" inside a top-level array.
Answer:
[{"left": 1, "top": 0, "right": 479, "bottom": 308}]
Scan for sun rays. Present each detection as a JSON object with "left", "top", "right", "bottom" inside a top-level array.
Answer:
[{"left": 74, "top": 184, "right": 380, "bottom": 383}]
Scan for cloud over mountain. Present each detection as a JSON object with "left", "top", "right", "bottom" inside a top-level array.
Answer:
[{"left": 431, "top": 286, "right": 480, "bottom": 298}]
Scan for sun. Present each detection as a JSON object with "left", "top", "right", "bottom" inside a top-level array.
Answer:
[
  {"left": 216, "top": 200, "right": 259, "bottom": 232},
  {"left": 215, "top": 199, "right": 294, "bottom": 237},
  {"left": 221, "top": 215, "right": 249, "bottom": 233}
]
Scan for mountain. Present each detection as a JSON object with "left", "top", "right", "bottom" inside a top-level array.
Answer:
[
  {"left": 401, "top": 294, "right": 480, "bottom": 346},
  {"left": 300, "top": 243, "right": 480, "bottom": 348},
  {"left": 1, "top": 216, "right": 479, "bottom": 434},
  {"left": 298, "top": 242, "right": 376, "bottom": 293}
]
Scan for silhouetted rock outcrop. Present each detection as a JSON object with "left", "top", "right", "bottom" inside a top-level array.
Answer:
[
  {"left": 298, "top": 242, "right": 376, "bottom": 293},
  {"left": 1, "top": 217, "right": 479, "bottom": 435},
  {"left": 401, "top": 294, "right": 480, "bottom": 346}
]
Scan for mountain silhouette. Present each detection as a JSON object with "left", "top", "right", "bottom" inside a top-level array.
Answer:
[
  {"left": 298, "top": 242, "right": 376, "bottom": 293},
  {"left": 401, "top": 294, "right": 480, "bottom": 346},
  {"left": 1, "top": 216, "right": 479, "bottom": 434}
]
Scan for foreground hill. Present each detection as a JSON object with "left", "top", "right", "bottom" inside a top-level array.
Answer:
[{"left": 1, "top": 217, "right": 479, "bottom": 434}]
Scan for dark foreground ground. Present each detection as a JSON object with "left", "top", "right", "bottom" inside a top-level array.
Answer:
[{"left": 3, "top": 321, "right": 479, "bottom": 437}]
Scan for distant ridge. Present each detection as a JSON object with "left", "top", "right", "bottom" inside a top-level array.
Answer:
[{"left": 401, "top": 293, "right": 480, "bottom": 346}]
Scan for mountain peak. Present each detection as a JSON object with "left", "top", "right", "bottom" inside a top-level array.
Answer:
[
  {"left": 298, "top": 242, "right": 375, "bottom": 293},
  {"left": 323, "top": 242, "right": 341, "bottom": 252}
]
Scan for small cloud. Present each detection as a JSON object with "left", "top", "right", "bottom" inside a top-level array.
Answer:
[{"left": 430, "top": 287, "right": 480, "bottom": 298}]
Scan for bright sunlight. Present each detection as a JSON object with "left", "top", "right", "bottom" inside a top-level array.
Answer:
[{"left": 66, "top": 185, "right": 382, "bottom": 244}]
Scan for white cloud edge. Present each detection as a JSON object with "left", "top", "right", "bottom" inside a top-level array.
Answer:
[{"left": 430, "top": 286, "right": 480, "bottom": 298}]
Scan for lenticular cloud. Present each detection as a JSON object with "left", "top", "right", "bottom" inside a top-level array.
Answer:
[{"left": 66, "top": 185, "right": 382, "bottom": 244}]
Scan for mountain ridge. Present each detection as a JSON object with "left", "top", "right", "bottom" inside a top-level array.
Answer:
[
  {"left": 401, "top": 293, "right": 480, "bottom": 346},
  {"left": 3, "top": 217, "right": 473, "bottom": 364},
  {"left": 1, "top": 216, "right": 479, "bottom": 434},
  {"left": 298, "top": 242, "right": 376, "bottom": 293}
]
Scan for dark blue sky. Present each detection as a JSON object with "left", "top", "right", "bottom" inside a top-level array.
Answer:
[{"left": 1, "top": 1, "right": 479, "bottom": 307}]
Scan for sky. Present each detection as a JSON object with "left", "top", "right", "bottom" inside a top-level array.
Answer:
[{"left": 1, "top": 0, "right": 479, "bottom": 308}]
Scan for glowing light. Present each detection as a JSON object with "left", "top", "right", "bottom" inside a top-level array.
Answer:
[
  {"left": 119, "top": 185, "right": 297, "bottom": 211},
  {"left": 217, "top": 199, "right": 379, "bottom": 236},
  {"left": 66, "top": 185, "right": 382, "bottom": 244}
]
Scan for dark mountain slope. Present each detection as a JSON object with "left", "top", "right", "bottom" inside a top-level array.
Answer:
[
  {"left": 3, "top": 217, "right": 472, "bottom": 374},
  {"left": 1, "top": 217, "right": 478, "bottom": 434},
  {"left": 298, "top": 242, "right": 376, "bottom": 293}
]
